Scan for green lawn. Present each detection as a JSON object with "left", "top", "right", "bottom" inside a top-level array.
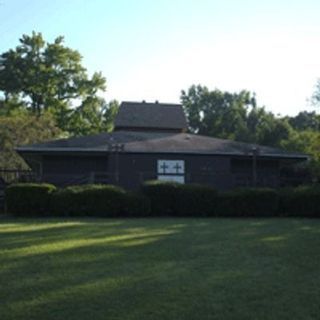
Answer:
[{"left": 1, "top": 218, "right": 320, "bottom": 320}]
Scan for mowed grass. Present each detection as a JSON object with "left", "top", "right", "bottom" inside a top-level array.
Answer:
[{"left": 1, "top": 218, "right": 320, "bottom": 320}]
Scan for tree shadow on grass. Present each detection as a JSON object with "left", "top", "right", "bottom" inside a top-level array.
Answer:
[
  {"left": 1, "top": 218, "right": 320, "bottom": 320},
  {"left": 0, "top": 218, "right": 186, "bottom": 250}
]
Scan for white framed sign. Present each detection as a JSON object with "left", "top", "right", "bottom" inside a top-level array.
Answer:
[
  {"left": 158, "top": 175, "right": 185, "bottom": 184},
  {"left": 157, "top": 160, "right": 185, "bottom": 175},
  {"left": 157, "top": 160, "right": 185, "bottom": 184}
]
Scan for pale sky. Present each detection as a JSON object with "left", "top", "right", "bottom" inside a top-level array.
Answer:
[{"left": 1, "top": 0, "right": 320, "bottom": 115}]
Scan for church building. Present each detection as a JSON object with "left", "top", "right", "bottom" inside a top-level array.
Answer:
[{"left": 16, "top": 101, "right": 308, "bottom": 190}]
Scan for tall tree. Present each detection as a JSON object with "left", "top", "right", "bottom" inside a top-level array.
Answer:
[
  {"left": 0, "top": 32, "right": 105, "bottom": 114},
  {"left": 56, "top": 98, "right": 119, "bottom": 136},
  {"left": 287, "top": 111, "right": 320, "bottom": 131},
  {"left": 0, "top": 113, "right": 61, "bottom": 169},
  {"left": 0, "top": 31, "right": 106, "bottom": 120},
  {"left": 181, "top": 84, "right": 292, "bottom": 147},
  {"left": 181, "top": 85, "right": 254, "bottom": 139},
  {"left": 281, "top": 130, "right": 320, "bottom": 178},
  {"left": 312, "top": 79, "right": 320, "bottom": 109}
]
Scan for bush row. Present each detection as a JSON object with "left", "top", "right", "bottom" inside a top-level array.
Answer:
[
  {"left": 141, "top": 181, "right": 217, "bottom": 217},
  {"left": 5, "top": 183, "right": 56, "bottom": 216},
  {"left": 4, "top": 181, "right": 320, "bottom": 217},
  {"left": 5, "top": 183, "right": 150, "bottom": 217}
]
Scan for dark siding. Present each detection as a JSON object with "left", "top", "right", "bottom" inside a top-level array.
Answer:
[
  {"left": 112, "top": 153, "right": 282, "bottom": 190},
  {"left": 231, "top": 158, "right": 280, "bottom": 188},
  {"left": 114, "top": 153, "right": 233, "bottom": 190},
  {"left": 42, "top": 155, "right": 109, "bottom": 186},
  {"left": 38, "top": 152, "right": 282, "bottom": 190},
  {"left": 44, "top": 155, "right": 108, "bottom": 173}
]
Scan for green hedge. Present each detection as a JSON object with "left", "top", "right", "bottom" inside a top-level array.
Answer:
[
  {"left": 175, "top": 184, "right": 218, "bottom": 217},
  {"left": 215, "top": 188, "right": 279, "bottom": 217},
  {"left": 141, "top": 181, "right": 180, "bottom": 216},
  {"left": 51, "top": 184, "right": 127, "bottom": 217},
  {"left": 141, "top": 183, "right": 279, "bottom": 217},
  {"left": 4, "top": 181, "right": 320, "bottom": 218},
  {"left": 122, "top": 192, "right": 151, "bottom": 217},
  {"left": 279, "top": 185, "right": 320, "bottom": 217},
  {"left": 5, "top": 183, "right": 56, "bottom": 216},
  {"left": 141, "top": 181, "right": 217, "bottom": 216}
]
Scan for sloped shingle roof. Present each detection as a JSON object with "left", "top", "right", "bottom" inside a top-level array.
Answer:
[
  {"left": 16, "top": 131, "right": 308, "bottom": 159},
  {"left": 114, "top": 101, "right": 188, "bottom": 131}
]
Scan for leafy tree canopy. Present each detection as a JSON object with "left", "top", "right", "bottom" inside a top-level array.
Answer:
[
  {"left": 0, "top": 31, "right": 119, "bottom": 136},
  {"left": 181, "top": 84, "right": 320, "bottom": 180},
  {"left": 0, "top": 32, "right": 106, "bottom": 115},
  {"left": 180, "top": 84, "right": 291, "bottom": 147},
  {"left": 281, "top": 130, "right": 320, "bottom": 177},
  {"left": 0, "top": 113, "right": 61, "bottom": 169},
  {"left": 287, "top": 111, "right": 320, "bottom": 131}
]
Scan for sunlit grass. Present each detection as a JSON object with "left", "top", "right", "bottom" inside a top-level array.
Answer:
[
  {"left": 0, "top": 222, "right": 84, "bottom": 233},
  {"left": 5, "top": 229, "right": 177, "bottom": 258},
  {"left": 261, "top": 235, "right": 288, "bottom": 242},
  {"left": 1, "top": 218, "right": 320, "bottom": 320}
]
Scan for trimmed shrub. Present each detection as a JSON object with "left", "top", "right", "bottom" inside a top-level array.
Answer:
[
  {"left": 215, "top": 188, "right": 279, "bottom": 217},
  {"left": 174, "top": 184, "right": 217, "bottom": 216},
  {"left": 5, "top": 183, "right": 56, "bottom": 216},
  {"left": 141, "top": 181, "right": 217, "bottom": 216},
  {"left": 279, "top": 185, "right": 320, "bottom": 217},
  {"left": 51, "top": 184, "right": 127, "bottom": 217},
  {"left": 5, "top": 181, "right": 320, "bottom": 218},
  {"left": 122, "top": 192, "right": 151, "bottom": 217},
  {"left": 141, "top": 181, "right": 180, "bottom": 216}
]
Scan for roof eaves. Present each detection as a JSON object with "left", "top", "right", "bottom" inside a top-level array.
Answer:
[
  {"left": 15, "top": 147, "right": 309, "bottom": 159},
  {"left": 16, "top": 147, "right": 110, "bottom": 153}
]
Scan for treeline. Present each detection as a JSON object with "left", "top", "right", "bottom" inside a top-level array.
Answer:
[
  {"left": 0, "top": 32, "right": 319, "bottom": 179},
  {"left": 181, "top": 85, "right": 320, "bottom": 178},
  {"left": 0, "top": 32, "right": 118, "bottom": 169}
]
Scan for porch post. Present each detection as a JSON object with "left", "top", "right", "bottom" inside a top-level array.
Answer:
[
  {"left": 251, "top": 146, "right": 259, "bottom": 187},
  {"left": 110, "top": 143, "right": 124, "bottom": 184}
]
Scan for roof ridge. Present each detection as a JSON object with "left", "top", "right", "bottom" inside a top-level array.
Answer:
[
  {"left": 16, "top": 130, "right": 308, "bottom": 159},
  {"left": 121, "top": 101, "right": 182, "bottom": 107}
]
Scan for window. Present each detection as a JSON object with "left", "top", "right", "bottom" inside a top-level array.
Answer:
[{"left": 157, "top": 160, "right": 185, "bottom": 183}]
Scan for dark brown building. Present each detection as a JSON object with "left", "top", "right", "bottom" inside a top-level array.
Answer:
[{"left": 16, "top": 101, "right": 308, "bottom": 190}]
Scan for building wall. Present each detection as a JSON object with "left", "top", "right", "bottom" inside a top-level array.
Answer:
[
  {"left": 113, "top": 153, "right": 234, "bottom": 190},
  {"left": 230, "top": 157, "right": 280, "bottom": 188},
  {"left": 115, "top": 153, "right": 281, "bottom": 189},
  {"left": 38, "top": 152, "right": 281, "bottom": 190},
  {"left": 42, "top": 155, "right": 109, "bottom": 186}
]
